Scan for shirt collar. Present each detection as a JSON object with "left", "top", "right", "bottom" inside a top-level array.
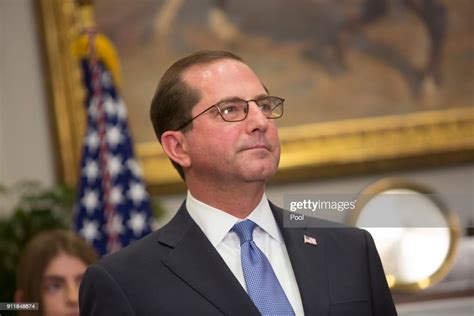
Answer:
[{"left": 186, "top": 191, "right": 283, "bottom": 247}]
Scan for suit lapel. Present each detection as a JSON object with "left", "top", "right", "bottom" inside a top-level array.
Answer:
[
  {"left": 271, "top": 203, "right": 330, "bottom": 315},
  {"left": 157, "top": 203, "right": 259, "bottom": 315}
]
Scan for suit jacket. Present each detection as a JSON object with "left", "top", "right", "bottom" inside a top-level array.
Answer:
[{"left": 79, "top": 201, "right": 397, "bottom": 316}]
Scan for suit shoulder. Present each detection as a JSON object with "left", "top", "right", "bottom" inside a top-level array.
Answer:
[{"left": 98, "top": 228, "right": 165, "bottom": 270}]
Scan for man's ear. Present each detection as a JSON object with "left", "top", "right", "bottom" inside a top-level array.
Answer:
[{"left": 161, "top": 131, "right": 191, "bottom": 168}]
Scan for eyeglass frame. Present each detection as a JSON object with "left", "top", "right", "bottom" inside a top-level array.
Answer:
[{"left": 174, "top": 95, "right": 285, "bottom": 131}]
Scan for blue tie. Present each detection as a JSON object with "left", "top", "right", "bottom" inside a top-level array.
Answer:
[{"left": 232, "top": 220, "right": 295, "bottom": 315}]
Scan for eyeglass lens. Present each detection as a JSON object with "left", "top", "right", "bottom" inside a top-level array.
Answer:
[{"left": 218, "top": 97, "right": 283, "bottom": 122}]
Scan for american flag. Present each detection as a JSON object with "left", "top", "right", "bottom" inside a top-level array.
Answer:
[{"left": 73, "top": 31, "right": 152, "bottom": 256}]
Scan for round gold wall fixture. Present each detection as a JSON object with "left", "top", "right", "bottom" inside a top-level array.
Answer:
[{"left": 349, "top": 178, "right": 460, "bottom": 292}]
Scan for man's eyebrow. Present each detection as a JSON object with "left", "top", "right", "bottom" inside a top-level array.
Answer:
[
  {"left": 254, "top": 93, "right": 270, "bottom": 100},
  {"left": 215, "top": 94, "right": 270, "bottom": 104},
  {"left": 215, "top": 96, "right": 244, "bottom": 103}
]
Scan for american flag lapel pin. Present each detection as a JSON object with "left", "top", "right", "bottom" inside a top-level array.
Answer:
[{"left": 304, "top": 235, "right": 317, "bottom": 246}]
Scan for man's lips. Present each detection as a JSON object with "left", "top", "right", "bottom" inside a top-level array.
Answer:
[{"left": 242, "top": 144, "right": 271, "bottom": 151}]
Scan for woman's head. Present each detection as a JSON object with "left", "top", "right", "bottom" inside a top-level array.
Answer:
[{"left": 15, "top": 229, "right": 97, "bottom": 316}]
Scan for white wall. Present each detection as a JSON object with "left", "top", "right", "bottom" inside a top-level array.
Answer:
[
  {"left": 0, "top": 0, "right": 56, "bottom": 189},
  {"left": 0, "top": 1, "right": 4, "bottom": 183}
]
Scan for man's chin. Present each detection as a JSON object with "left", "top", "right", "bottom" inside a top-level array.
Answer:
[{"left": 241, "top": 165, "right": 278, "bottom": 182}]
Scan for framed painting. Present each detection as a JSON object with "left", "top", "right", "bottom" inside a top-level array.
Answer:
[{"left": 36, "top": 0, "right": 474, "bottom": 194}]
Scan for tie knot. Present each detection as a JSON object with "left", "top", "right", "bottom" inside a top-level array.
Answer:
[{"left": 232, "top": 220, "right": 257, "bottom": 244}]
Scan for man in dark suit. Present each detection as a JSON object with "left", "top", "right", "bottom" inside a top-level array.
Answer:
[{"left": 79, "top": 50, "right": 397, "bottom": 315}]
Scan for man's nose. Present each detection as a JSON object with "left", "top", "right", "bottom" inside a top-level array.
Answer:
[{"left": 245, "top": 101, "right": 269, "bottom": 133}]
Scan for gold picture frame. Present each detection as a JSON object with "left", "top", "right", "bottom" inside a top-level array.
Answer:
[{"left": 36, "top": 0, "right": 474, "bottom": 195}]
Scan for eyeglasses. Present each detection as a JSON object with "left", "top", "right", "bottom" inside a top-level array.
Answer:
[{"left": 175, "top": 96, "right": 284, "bottom": 131}]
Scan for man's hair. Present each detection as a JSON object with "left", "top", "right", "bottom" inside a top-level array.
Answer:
[
  {"left": 149, "top": 50, "right": 243, "bottom": 180},
  {"left": 16, "top": 229, "right": 98, "bottom": 316}
]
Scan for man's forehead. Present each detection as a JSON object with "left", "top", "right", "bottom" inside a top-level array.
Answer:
[{"left": 181, "top": 59, "right": 251, "bottom": 84}]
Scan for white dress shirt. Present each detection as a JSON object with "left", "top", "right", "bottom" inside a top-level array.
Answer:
[{"left": 186, "top": 191, "right": 305, "bottom": 315}]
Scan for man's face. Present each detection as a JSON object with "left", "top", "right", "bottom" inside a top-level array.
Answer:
[{"left": 181, "top": 59, "right": 281, "bottom": 185}]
